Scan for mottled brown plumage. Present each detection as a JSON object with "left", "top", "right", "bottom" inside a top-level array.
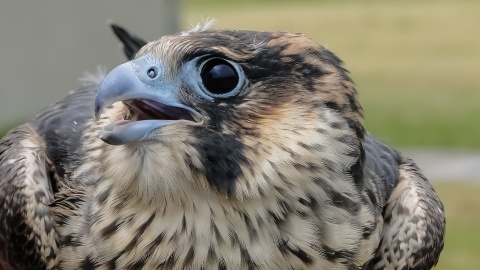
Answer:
[{"left": 0, "top": 24, "right": 445, "bottom": 269}]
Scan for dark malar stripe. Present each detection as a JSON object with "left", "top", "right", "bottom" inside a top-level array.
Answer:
[{"left": 190, "top": 129, "right": 246, "bottom": 195}]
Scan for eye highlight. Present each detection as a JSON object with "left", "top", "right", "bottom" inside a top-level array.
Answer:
[{"left": 200, "top": 58, "right": 241, "bottom": 97}]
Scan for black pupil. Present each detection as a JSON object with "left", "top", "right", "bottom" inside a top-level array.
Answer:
[{"left": 201, "top": 59, "right": 239, "bottom": 95}]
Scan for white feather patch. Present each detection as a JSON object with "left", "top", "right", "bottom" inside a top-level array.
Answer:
[
  {"left": 181, "top": 18, "right": 217, "bottom": 36},
  {"left": 79, "top": 66, "right": 106, "bottom": 86}
]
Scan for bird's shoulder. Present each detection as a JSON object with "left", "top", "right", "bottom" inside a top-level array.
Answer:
[
  {"left": 0, "top": 123, "right": 57, "bottom": 269},
  {"left": 33, "top": 83, "right": 98, "bottom": 181},
  {"left": 0, "top": 83, "right": 98, "bottom": 269},
  {"left": 361, "top": 134, "right": 445, "bottom": 269},
  {"left": 362, "top": 133, "right": 402, "bottom": 205}
]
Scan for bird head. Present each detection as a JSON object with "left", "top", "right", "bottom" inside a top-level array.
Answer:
[{"left": 94, "top": 29, "right": 365, "bottom": 203}]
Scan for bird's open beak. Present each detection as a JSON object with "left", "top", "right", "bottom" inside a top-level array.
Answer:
[{"left": 95, "top": 55, "right": 202, "bottom": 145}]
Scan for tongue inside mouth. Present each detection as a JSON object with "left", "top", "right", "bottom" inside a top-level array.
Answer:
[
  {"left": 124, "top": 99, "right": 196, "bottom": 122},
  {"left": 98, "top": 99, "right": 199, "bottom": 144}
]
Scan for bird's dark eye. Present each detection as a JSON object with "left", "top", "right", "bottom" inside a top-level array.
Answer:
[
  {"left": 200, "top": 58, "right": 239, "bottom": 95},
  {"left": 147, "top": 67, "right": 158, "bottom": 79}
]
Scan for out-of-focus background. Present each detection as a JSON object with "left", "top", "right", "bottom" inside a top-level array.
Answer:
[
  {"left": 0, "top": 0, "right": 180, "bottom": 129},
  {"left": 1, "top": 0, "right": 479, "bottom": 268}
]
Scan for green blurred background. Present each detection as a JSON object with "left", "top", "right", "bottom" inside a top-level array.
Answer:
[{"left": 2, "top": 0, "right": 480, "bottom": 268}]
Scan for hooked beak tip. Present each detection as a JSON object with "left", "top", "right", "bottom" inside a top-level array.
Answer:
[{"left": 94, "top": 98, "right": 104, "bottom": 120}]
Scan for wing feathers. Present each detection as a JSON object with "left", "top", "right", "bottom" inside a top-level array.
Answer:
[
  {"left": 0, "top": 124, "right": 58, "bottom": 269},
  {"left": 367, "top": 158, "right": 446, "bottom": 270}
]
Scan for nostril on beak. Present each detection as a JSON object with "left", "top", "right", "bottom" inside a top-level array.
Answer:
[{"left": 147, "top": 67, "right": 158, "bottom": 79}]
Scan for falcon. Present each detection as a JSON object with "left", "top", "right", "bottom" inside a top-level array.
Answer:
[{"left": 0, "top": 23, "right": 445, "bottom": 270}]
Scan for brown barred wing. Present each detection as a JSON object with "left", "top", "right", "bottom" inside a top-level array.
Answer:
[
  {"left": 0, "top": 124, "right": 58, "bottom": 269},
  {"left": 366, "top": 158, "right": 446, "bottom": 270}
]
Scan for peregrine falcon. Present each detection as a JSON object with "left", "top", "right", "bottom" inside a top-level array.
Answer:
[{"left": 0, "top": 24, "right": 445, "bottom": 270}]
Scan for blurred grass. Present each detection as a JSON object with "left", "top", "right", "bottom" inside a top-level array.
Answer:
[
  {"left": 183, "top": 0, "right": 480, "bottom": 149},
  {"left": 432, "top": 181, "right": 480, "bottom": 270}
]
